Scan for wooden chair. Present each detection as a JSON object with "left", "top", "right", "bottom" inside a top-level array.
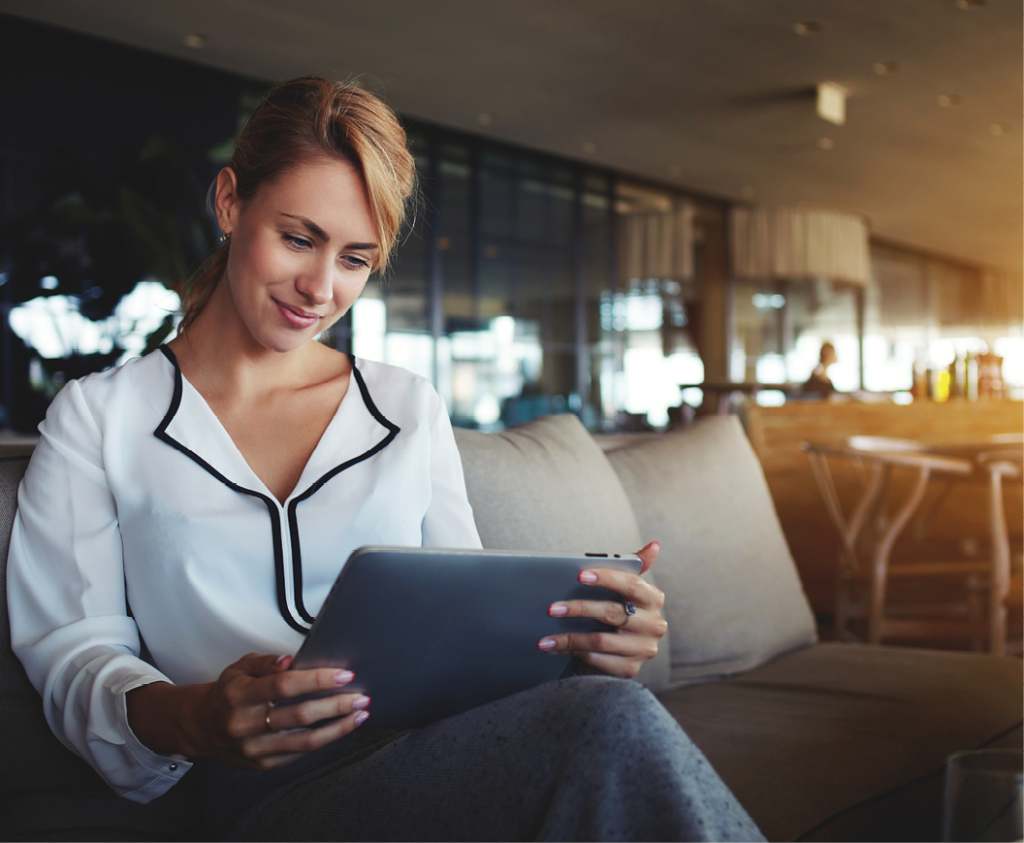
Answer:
[{"left": 802, "top": 440, "right": 1019, "bottom": 653}]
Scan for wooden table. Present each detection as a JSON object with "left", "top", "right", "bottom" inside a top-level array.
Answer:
[{"left": 802, "top": 438, "right": 1021, "bottom": 652}]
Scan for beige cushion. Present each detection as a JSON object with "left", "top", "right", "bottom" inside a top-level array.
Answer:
[
  {"left": 605, "top": 416, "right": 817, "bottom": 686},
  {"left": 454, "top": 415, "right": 669, "bottom": 692}
]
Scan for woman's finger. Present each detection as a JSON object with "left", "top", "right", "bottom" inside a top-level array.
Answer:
[
  {"left": 539, "top": 625, "right": 663, "bottom": 660},
  {"left": 264, "top": 691, "right": 371, "bottom": 733},
  {"left": 247, "top": 665, "right": 359, "bottom": 707},
  {"left": 578, "top": 568, "right": 664, "bottom": 610},
  {"left": 239, "top": 707, "right": 371, "bottom": 770},
  {"left": 549, "top": 599, "right": 635, "bottom": 627},
  {"left": 635, "top": 541, "right": 660, "bottom": 575}
]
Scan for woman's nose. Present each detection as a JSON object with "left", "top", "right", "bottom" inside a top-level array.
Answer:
[{"left": 296, "top": 258, "right": 334, "bottom": 304}]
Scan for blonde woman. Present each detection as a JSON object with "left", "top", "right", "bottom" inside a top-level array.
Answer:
[{"left": 9, "top": 76, "right": 762, "bottom": 841}]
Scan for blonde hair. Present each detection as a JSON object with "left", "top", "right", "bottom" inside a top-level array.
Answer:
[{"left": 179, "top": 75, "right": 416, "bottom": 331}]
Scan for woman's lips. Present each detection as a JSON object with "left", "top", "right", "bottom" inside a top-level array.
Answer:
[{"left": 274, "top": 299, "right": 319, "bottom": 329}]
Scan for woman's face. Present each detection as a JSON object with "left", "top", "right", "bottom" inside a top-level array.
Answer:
[{"left": 214, "top": 158, "right": 378, "bottom": 354}]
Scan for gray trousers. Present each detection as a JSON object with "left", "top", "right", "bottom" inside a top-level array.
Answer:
[{"left": 190, "top": 676, "right": 764, "bottom": 842}]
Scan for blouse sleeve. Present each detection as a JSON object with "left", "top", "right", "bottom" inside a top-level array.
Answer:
[
  {"left": 7, "top": 378, "right": 191, "bottom": 802},
  {"left": 420, "top": 391, "right": 483, "bottom": 550}
]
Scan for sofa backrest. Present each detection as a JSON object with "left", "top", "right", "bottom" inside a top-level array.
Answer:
[
  {"left": 453, "top": 414, "right": 670, "bottom": 691},
  {"left": 603, "top": 416, "right": 818, "bottom": 686}
]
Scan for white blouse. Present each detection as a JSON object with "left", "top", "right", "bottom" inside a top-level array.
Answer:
[{"left": 7, "top": 347, "right": 481, "bottom": 803}]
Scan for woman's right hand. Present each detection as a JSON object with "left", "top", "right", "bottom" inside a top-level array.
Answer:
[{"left": 126, "top": 653, "right": 370, "bottom": 771}]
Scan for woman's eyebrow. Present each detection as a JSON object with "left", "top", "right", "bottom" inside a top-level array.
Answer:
[
  {"left": 279, "top": 213, "right": 378, "bottom": 251},
  {"left": 280, "top": 213, "right": 330, "bottom": 242}
]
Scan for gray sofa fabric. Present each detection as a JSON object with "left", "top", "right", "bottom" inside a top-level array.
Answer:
[
  {"left": 661, "top": 642, "right": 1023, "bottom": 842},
  {"left": 603, "top": 417, "right": 818, "bottom": 686}
]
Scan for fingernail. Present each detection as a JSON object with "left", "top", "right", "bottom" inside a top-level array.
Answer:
[
  {"left": 334, "top": 670, "right": 354, "bottom": 685},
  {"left": 538, "top": 638, "right": 558, "bottom": 651},
  {"left": 352, "top": 695, "right": 371, "bottom": 710},
  {"left": 354, "top": 710, "right": 370, "bottom": 725},
  {"left": 548, "top": 604, "right": 568, "bottom": 617},
  {"left": 579, "top": 571, "right": 598, "bottom": 583},
  {"left": 275, "top": 654, "right": 289, "bottom": 665}
]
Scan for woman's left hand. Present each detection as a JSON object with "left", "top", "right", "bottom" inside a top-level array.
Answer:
[{"left": 538, "top": 541, "right": 667, "bottom": 679}]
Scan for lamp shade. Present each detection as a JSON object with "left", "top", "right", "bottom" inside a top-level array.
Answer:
[{"left": 730, "top": 206, "right": 870, "bottom": 284}]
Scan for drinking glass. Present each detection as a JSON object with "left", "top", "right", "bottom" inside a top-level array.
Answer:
[{"left": 943, "top": 749, "right": 1023, "bottom": 842}]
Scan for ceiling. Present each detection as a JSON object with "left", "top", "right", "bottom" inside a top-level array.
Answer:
[{"left": 3, "top": 0, "right": 1021, "bottom": 275}]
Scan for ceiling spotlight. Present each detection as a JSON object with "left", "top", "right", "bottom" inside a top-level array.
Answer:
[
  {"left": 817, "top": 82, "right": 848, "bottom": 125},
  {"left": 582, "top": 141, "right": 598, "bottom": 155},
  {"left": 183, "top": 33, "right": 208, "bottom": 49},
  {"left": 957, "top": 0, "right": 984, "bottom": 8},
  {"left": 873, "top": 61, "right": 899, "bottom": 76},
  {"left": 793, "top": 21, "right": 822, "bottom": 35},
  {"left": 476, "top": 112, "right": 494, "bottom": 127},
  {"left": 989, "top": 123, "right": 1012, "bottom": 136},
  {"left": 817, "top": 137, "right": 835, "bottom": 150},
  {"left": 937, "top": 94, "right": 961, "bottom": 107}
]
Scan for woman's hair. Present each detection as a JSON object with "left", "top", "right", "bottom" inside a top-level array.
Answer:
[{"left": 179, "top": 75, "right": 416, "bottom": 331}]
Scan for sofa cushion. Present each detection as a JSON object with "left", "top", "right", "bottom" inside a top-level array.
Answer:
[
  {"left": 0, "top": 446, "right": 203, "bottom": 840},
  {"left": 658, "top": 642, "right": 1024, "bottom": 842},
  {"left": 604, "top": 416, "right": 817, "bottom": 686},
  {"left": 454, "top": 415, "right": 669, "bottom": 692}
]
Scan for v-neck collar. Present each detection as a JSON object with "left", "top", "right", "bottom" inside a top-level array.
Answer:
[{"left": 153, "top": 345, "right": 400, "bottom": 632}]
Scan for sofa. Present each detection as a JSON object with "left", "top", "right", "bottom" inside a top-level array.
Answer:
[{"left": 1, "top": 414, "right": 1020, "bottom": 841}]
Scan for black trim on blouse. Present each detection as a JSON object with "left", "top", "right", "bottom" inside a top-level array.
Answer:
[{"left": 154, "top": 345, "right": 399, "bottom": 634}]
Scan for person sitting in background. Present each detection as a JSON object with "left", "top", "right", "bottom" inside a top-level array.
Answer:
[{"left": 802, "top": 341, "right": 838, "bottom": 397}]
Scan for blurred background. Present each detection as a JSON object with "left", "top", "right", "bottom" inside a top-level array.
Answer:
[{"left": 0, "top": 0, "right": 1019, "bottom": 434}]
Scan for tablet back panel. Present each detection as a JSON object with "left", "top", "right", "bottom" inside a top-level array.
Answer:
[{"left": 291, "top": 547, "right": 641, "bottom": 728}]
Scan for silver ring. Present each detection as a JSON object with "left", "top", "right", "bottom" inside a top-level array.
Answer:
[
  {"left": 622, "top": 601, "right": 637, "bottom": 627},
  {"left": 265, "top": 706, "right": 275, "bottom": 733}
]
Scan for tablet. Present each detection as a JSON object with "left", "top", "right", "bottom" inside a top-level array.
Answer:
[{"left": 288, "top": 546, "right": 642, "bottom": 729}]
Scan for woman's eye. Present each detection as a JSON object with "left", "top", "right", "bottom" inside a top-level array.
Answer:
[
  {"left": 341, "top": 255, "right": 370, "bottom": 270},
  {"left": 283, "top": 233, "right": 312, "bottom": 249}
]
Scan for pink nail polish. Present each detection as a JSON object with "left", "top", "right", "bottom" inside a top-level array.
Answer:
[
  {"left": 538, "top": 638, "right": 558, "bottom": 651},
  {"left": 352, "top": 695, "right": 371, "bottom": 710},
  {"left": 354, "top": 710, "right": 370, "bottom": 725},
  {"left": 334, "top": 670, "right": 354, "bottom": 685},
  {"left": 274, "top": 654, "right": 289, "bottom": 665},
  {"left": 579, "top": 571, "right": 598, "bottom": 583},
  {"left": 549, "top": 604, "right": 568, "bottom": 617}
]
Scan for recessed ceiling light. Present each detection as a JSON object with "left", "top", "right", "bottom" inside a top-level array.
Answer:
[
  {"left": 873, "top": 61, "right": 899, "bottom": 76},
  {"left": 582, "top": 141, "right": 598, "bottom": 154},
  {"left": 793, "top": 21, "right": 822, "bottom": 36},
  {"left": 937, "top": 94, "right": 961, "bottom": 107},
  {"left": 476, "top": 112, "right": 494, "bottom": 127},
  {"left": 817, "top": 82, "right": 848, "bottom": 126},
  {"left": 817, "top": 137, "right": 835, "bottom": 150},
  {"left": 989, "top": 123, "right": 1012, "bottom": 136},
  {"left": 183, "top": 33, "right": 207, "bottom": 49},
  {"left": 957, "top": 0, "right": 984, "bottom": 8}
]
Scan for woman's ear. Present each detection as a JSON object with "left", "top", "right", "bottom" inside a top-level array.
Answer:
[{"left": 214, "top": 167, "right": 241, "bottom": 236}]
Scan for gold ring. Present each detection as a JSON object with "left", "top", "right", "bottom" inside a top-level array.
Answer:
[{"left": 265, "top": 707, "right": 275, "bottom": 733}]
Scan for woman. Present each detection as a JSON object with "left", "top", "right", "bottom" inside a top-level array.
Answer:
[{"left": 8, "top": 76, "right": 762, "bottom": 841}]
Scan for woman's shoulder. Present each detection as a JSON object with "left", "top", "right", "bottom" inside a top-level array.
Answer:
[
  {"left": 349, "top": 356, "right": 445, "bottom": 423},
  {"left": 350, "top": 356, "right": 437, "bottom": 397},
  {"left": 42, "top": 351, "right": 173, "bottom": 431}
]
